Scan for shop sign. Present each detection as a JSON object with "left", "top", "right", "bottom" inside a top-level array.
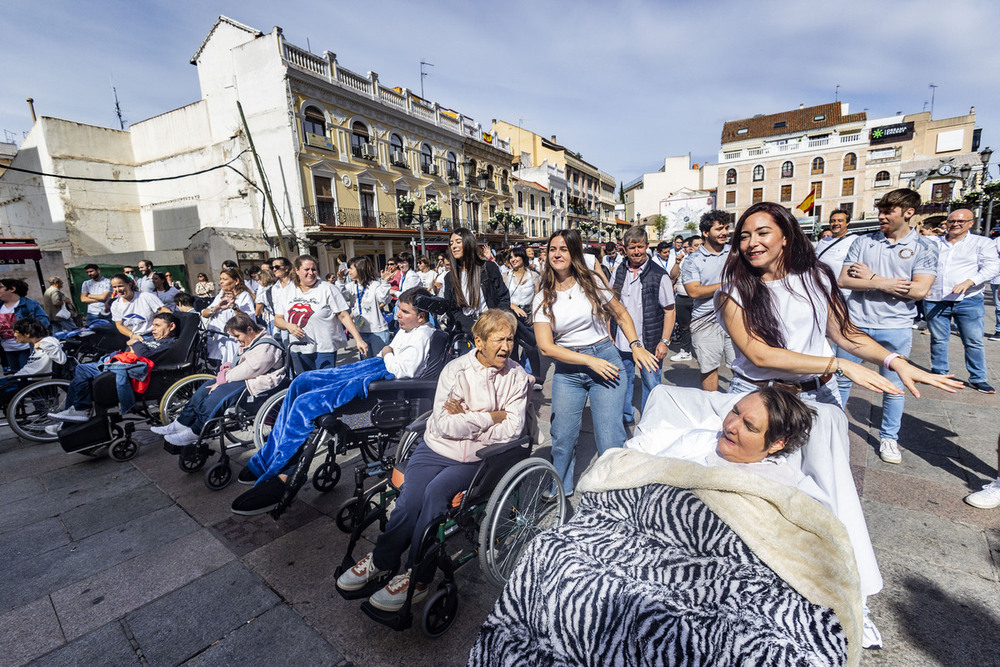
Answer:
[{"left": 869, "top": 121, "right": 914, "bottom": 145}]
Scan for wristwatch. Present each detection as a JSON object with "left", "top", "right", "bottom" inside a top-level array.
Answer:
[{"left": 660, "top": 338, "right": 670, "bottom": 345}]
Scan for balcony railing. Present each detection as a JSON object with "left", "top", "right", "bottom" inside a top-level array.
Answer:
[
  {"left": 808, "top": 138, "right": 830, "bottom": 148},
  {"left": 501, "top": 184, "right": 511, "bottom": 195},
  {"left": 305, "top": 206, "right": 457, "bottom": 231}
]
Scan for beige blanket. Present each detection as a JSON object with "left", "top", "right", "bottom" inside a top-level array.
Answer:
[{"left": 579, "top": 448, "right": 862, "bottom": 667}]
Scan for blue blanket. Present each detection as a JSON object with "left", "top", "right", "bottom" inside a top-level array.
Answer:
[{"left": 248, "top": 357, "right": 394, "bottom": 482}]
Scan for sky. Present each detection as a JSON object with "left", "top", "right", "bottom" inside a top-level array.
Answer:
[{"left": 3, "top": 0, "right": 999, "bottom": 186}]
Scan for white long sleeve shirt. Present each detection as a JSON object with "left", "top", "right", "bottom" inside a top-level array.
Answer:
[
  {"left": 926, "top": 232, "right": 1000, "bottom": 302},
  {"left": 381, "top": 322, "right": 436, "bottom": 379}
]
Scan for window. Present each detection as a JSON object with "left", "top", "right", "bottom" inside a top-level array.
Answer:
[
  {"left": 811, "top": 180, "right": 823, "bottom": 198},
  {"left": 843, "top": 153, "right": 857, "bottom": 171},
  {"left": 931, "top": 182, "right": 954, "bottom": 202},
  {"left": 875, "top": 170, "right": 891, "bottom": 187},
  {"left": 489, "top": 204, "right": 496, "bottom": 219},
  {"left": 752, "top": 188, "right": 763, "bottom": 204},
  {"left": 313, "top": 175, "right": 335, "bottom": 225},
  {"left": 395, "top": 189, "right": 409, "bottom": 206},
  {"left": 839, "top": 203, "right": 854, "bottom": 218},
  {"left": 359, "top": 183, "right": 376, "bottom": 226},
  {"left": 530, "top": 194, "right": 535, "bottom": 211},
  {"left": 841, "top": 177, "right": 855, "bottom": 196},
  {"left": 752, "top": 165, "right": 764, "bottom": 182},
  {"left": 446, "top": 152, "right": 458, "bottom": 179},
  {"left": 303, "top": 107, "right": 325, "bottom": 136},
  {"left": 811, "top": 157, "right": 825, "bottom": 174},
  {"left": 389, "top": 134, "right": 405, "bottom": 166},
  {"left": 726, "top": 168, "right": 737, "bottom": 185},
  {"left": 540, "top": 196, "right": 546, "bottom": 212},
  {"left": 420, "top": 144, "right": 433, "bottom": 174},
  {"left": 780, "top": 184, "right": 792, "bottom": 202},
  {"left": 813, "top": 204, "right": 823, "bottom": 221},
  {"left": 737, "top": 128, "right": 749, "bottom": 135},
  {"left": 351, "top": 121, "right": 371, "bottom": 158},
  {"left": 813, "top": 114, "right": 826, "bottom": 122},
  {"left": 781, "top": 161, "right": 793, "bottom": 178},
  {"left": 517, "top": 191, "right": 523, "bottom": 208},
  {"left": 725, "top": 190, "right": 736, "bottom": 206},
  {"left": 774, "top": 121, "right": 787, "bottom": 129}
]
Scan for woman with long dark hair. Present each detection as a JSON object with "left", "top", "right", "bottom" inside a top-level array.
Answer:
[
  {"left": 339, "top": 255, "right": 391, "bottom": 359},
  {"left": 533, "top": 229, "right": 658, "bottom": 496},
  {"left": 505, "top": 246, "right": 543, "bottom": 388},
  {"left": 441, "top": 228, "right": 509, "bottom": 331},
  {"left": 201, "top": 268, "right": 256, "bottom": 364}
]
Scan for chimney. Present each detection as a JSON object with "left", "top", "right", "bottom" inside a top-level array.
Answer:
[
  {"left": 799, "top": 103, "right": 804, "bottom": 109},
  {"left": 551, "top": 135, "right": 557, "bottom": 143},
  {"left": 26, "top": 97, "right": 36, "bottom": 122}
]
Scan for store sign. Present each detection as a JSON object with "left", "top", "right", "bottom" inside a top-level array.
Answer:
[{"left": 869, "top": 121, "right": 914, "bottom": 145}]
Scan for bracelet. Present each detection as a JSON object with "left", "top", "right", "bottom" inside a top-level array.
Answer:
[
  {"left": 629, "top": 339, "right": 643, "bottom": 349},
  {"left": 823, "top": 357, "right": 836, "bottom": 375},
  {"left": 883, "top": 352, "right": 901, "bottom": 370},
  {"left": 869, "top": 274, "right": 876, "bottom": 280},
  {"left": 835, "top": 358, "right": 845, "bottom": 377}
]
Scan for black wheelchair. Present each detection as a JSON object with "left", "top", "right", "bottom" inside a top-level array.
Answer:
[
  {"left": 1, "top": 341, "right": 83, "bottom": 442},
  {"left": 333, "top": 413, "right": 568, "bottom": 638},
  {"left": 32, "top": 311, "right": 206, "bottom": 461}
]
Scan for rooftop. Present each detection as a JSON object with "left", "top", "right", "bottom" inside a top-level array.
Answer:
[{"left": 721, "top": 102, "right": 866, "bottom": 144}]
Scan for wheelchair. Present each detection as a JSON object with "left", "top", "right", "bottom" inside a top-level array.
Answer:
[
  {"left": 333, "top": 412, "right": 568, "bottom": 638},
  {"left": 32, "top": 311, "right": 205, "bottom": 460},
  {"left": 2, "top": 341, "right": 82, "bottom": 442}
]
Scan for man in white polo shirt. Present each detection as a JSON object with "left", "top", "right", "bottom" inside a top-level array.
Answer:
[
  {"left": 682, "top": 210, "right": 733, "bottom": 391},
  {"left": 923, "top": 208, "right": 999, "bottom": 393},
  {"left": 836, "top": 189, "right": 938, "bottom": 464},
  {"left": 815, "top": 208, "right": 857, "bottom": 298}
]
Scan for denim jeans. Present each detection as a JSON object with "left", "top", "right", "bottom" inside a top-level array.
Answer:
[
  {"left": 619, "top": 348, "right": 661, "bottom": 422},
  {"left": 66, "top": 361, "right": 102, "bottom": 410},
  {"left": 925, "top": 295, "right": 988, "bottom": 383},
  {"left": 292, "top": 351, "right": 338, "bottom": 373},
  {"left": 550, "top": 338, "right": 626, "bottom": 495},
  {"left": 836, "top": 326, "right": 912, "bottom": 440},
  {"left": 176, "top": 380, "right": 247, "bottom": 433},
  {"left": 360, "top": 330, "right": 391, "bottom": 360},
  {"left": 728, "top": 373, "right": 841, "bottom": 407}
]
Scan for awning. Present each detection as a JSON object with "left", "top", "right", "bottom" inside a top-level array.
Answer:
[{"left": 0, "top": 240, "right": 42, "bottom": 263}]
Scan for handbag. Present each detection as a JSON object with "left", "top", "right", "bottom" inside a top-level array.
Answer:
[{"left": 56, "top": 303, "right": 72, "bottom": 320}]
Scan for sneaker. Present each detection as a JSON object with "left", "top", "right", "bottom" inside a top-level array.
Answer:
[
  {"left": 151, "top": 420, "right": 184, "bottom": 436},
  {"left": 969, "top": 381, "right": 996, "bottom": 394},
  {"left": 164, "top": 426, "right": 199, "bottom": 446},
  {"left": 237, "top": 467, "right": 259, "bottom": 485},
  {"left": 47, "top": 407, "right": 89, "bottom": 423},
  {"left": 911, "top": 321, "right": 927, "bottom": 331},
  {"left": 337, "top": 553, "right": 390, "bottom": 591},
  {"left": 44, "top": 423, "right": 62, "bottom": 436},
  {"left": 862, "top": 607, "right": 883, "bottom": 649},
  {"left": 368, "top": 571, "right": 429, "bottom": 612},
  {"left": 670, "top": 350, "right": 692, "bottom": 362},
  {"left": 964, "top": 479, "right": 1000, "bottom": 509},
  {"left": 533, "top": 383, "right": 543, "bottom": 392},
  {"left": 879, "top": 438, "right": 902, "bottom": 464},
  {"left": 231, "top": 477, "right": 286, "bottom": 515},
  {"left": 987, "top": 332, "right": 1000, "bottom": 341}
]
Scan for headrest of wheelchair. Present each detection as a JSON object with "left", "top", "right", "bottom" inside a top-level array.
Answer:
[{"left": 412, "top": 293, "right": 453, "bottom": 316}]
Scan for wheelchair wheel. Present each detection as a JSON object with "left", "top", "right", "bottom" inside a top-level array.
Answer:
[
  {"left": 422, "top": 584, "right": 459, "bottom": 638},
  {"left": 178, "top": 448, "right": 210, "bottom": 473},
  {"left": 252, "top": 389, "right": 287, "bottom": 449},
  {"left": 478, "top": 458, "right": 567, "bottom": 589},
  {"left": 205, "top": 462, "right": 233, "bottom": 490},
  {"left": 158, "top": 374, "right": 215, "bottom": 426},
  {"left": 109, "top": 426, "right": 138, "bottom": 462},
  {"left": 335, "top": 497, "right": 378, "bottom": 533},
  {"left": 312, "top": 459, "right": 341, "bottom": 492},
  {"left": 6, "top": 379, "right": 70, "bottom": 443}
]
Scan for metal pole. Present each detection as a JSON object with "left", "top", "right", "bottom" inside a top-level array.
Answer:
[
  {"left": 237, "top": 101, "right": 287, "bottom": 254},
  {"left": 419, "top": 216, "right": 426, "bottom": 257}
]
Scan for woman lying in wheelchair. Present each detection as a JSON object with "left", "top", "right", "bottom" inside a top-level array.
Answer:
[
  {"left": 470, "top": 385, "right": 867, "bottom": 667},
  {"left": 153, "top": 312, "right": 285, "bottom": 446},
  {"left": 230, "top": 286, "right": 439, "bottom": 515},
  {"left": 47, "top": 312, "right": 180, "bottom": 426},
  {"left": 336, "top": 308, "right": 531, "bottom": 612}
]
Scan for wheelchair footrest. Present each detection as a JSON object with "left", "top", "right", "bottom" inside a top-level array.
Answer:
[
  {"left": 59, "top": 417, "right": 112, "bottom": 453},
  {"left": 359, "top": 600, "right": 413, "bottom": 631}
]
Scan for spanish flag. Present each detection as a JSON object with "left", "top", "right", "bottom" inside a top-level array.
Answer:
[{"left": 797, "top": 187, "right": 816, "bottom": 214}]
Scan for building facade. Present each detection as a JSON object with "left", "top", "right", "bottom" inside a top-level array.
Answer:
[
  {"left": 515, "top": 159, "right": 567, "bottom": 237},
  {"left": 623, "top": 155, "right": 718, "bottom": 240}
]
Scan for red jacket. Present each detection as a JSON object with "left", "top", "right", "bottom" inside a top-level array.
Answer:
[{"left": 107, "top": 351, "right": 155, "bottom": 393}]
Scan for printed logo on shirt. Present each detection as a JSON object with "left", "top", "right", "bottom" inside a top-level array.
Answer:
[
  {"left": 287, "top": 302, "right": 315, "bottom": 328},
  {"left": 0, "top": 313, "right": 14, "bottom": 340},
  {"left": 122, "top": 313, "right": 148, "bottom": 330},
  {"left": 898, "top": 248, "right": 914, "bottom": 259}
]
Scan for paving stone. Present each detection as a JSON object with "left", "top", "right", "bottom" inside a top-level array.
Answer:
[
  {"left": 0, "top": 506, "right": 199, "bottom": 615},
  {"left": 864, "top": 441, "right": 973, "bottom": 488},
  {"left": 28, "top": 620, "right": 138, "bottom": 667},
  {"left": 182, "top": 604, "right": 344, "bottom": 667},
  {"left": 211, "top": 502, "right": 323, "bottom": 557},
  {"left": 0, "top": 597, "right": 64, "bottom": 667},
  {"left": 862, "top": 467, "right": 1000, "bottom": 530},
  {"left": 51, "top": 528, "right": 235, "bottom": 641},
  {"left": 60, "top": 483, "right": 174, "bottom": 541},
  {"left": 0, "top": 476, "right": 44, "bottom": 505},
  {"left": 39, "top": 457, "right": 128, "bottom": 491},
  {"left": 126, "top": 561, "right": 279, "bottom": 666},
  {"left": 0, "top": 518, "right": 69, "bottom": 565},
  {"left": 0, "top": 445, "right": 79, "bottom": 485}
]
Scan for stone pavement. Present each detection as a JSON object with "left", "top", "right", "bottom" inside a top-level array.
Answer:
[{"left": 1, "top": 326, "right": 998, "bottom": 666}]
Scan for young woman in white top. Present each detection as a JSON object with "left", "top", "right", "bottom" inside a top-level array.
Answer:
[
  {"left": 275, "top": 254, "right": 368, "bottom": 372},
  {"left": 505, "top": 246, "right": 543, "bottom": 387},
  {"left": 416, "top": 256, "right": 438, "bottom": 293},
  {"left": 110, "top": 273, "right": 168, "bottom": 339},
  {"left": 201, "top": 268, "right": 256, "bottom": 365},
  {"left": 338, "top": 255, "right": 391, "bottom": 359},
  {"left": 151, "top": 272, "right": 180, "bottom": 312},
  {"left": 533, "top": 229, "right": 659, "bottom": 496},
  {"left": 440, "top": 228, "right": 510, "bottom": 333}
]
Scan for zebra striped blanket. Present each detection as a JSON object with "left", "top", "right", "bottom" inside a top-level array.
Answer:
[{"left": 468, "top": 484, "right": 848, "bottom": 667}]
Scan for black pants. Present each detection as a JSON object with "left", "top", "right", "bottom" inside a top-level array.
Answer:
[
  {"left": 673, "top": 295, "right": 694, "bottom": 350},
  {"left": 514, "top": 315, "right": 543, "bottom": 385}
]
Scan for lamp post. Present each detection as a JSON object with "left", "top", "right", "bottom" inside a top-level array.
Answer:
[
  {"left": 398, "top": 200, "right": 441, "bottom": 257},
  {"left": 487, "top": 205, "right": 522, "bottom": 245},
  {"left": 979, "top": 147, "right": 993, "bottom": 234},
  {"left": 462, "top": 159, "right": 489, "bottom": 232}
]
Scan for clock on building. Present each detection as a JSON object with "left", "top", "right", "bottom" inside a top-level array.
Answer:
[{"left": 937, "top": 163, "right": 954, "bottom": 176}]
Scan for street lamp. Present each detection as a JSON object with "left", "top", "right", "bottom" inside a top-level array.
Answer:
[
  {"left": 980, "top": 147, "right": 994, "bottom": 234},
  {"left": 487, "top": 205, "right": 522, "bottom": 245},
  {"left": 398, "top": 199, "right": 441, "bottom": 257}
]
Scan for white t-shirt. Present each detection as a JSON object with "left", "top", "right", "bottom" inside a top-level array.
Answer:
[
  {"left": 81, "top": 277, "right": 112, "bottom": 316},
  {"left": 532, "top": 283, "right": 613, "bottom": 347},
  {"left": 720, "top": 273, "right": 834, "bottom": 383},
  {"left": 205, "top": 291, "right": 256, "bottom": 362},
  {"left": 154, "top": 287, "right": 180, "bottom": 311},
  {"left": 504, "top": 270, "right": 536, "bottom": 308},
  {"left": 394, "top": 269, "right": 422, "bottom": 296},
  {"left": 814, "top": 234, "right": 857, "bottom": 298},
  {"left": 339, "top": 279, "right": 390, "bottom": 333},
  {"left": 278, "top": 281, "right": 350, "bottom": 354},
  {"left": 417, "top": 270, "right": 437, "bottom": 292},
  {"left": 111, "top": 292, "right": 164, "bottom": 336},
  {"left": 17, "top": 337, "right": 66, "bottom": 376},
  {"left": 382, "top": 322, "right": 436, "bottom": 378}
]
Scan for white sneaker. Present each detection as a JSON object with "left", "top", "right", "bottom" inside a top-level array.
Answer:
[
  {"left": 151, "top": 420, "right": 183, "bottom": 436},
  {"left": 164, "top": 426, "right": 199, "bottom": 446},
  {"left": 862, "top": 606, "right": 883, "bottom": 649},
  {"left": 964, "top": 479, "right": 1000, "bottom": 509},
  {"left": 47, "top": 407, "right": 90, "bottom": 423},
  {"left": 879, "top": 438, "right": 902, "bottom": 464},
  {"left": 670, "top": 350, "right": 692, "bottom": 361},
  {"left": 336, "top": 552, "right": 389, "bottom": 591},
  {"left": 368, "top": 570, "right": 429, "bottom": 611},
  {"left": 44, "top": 423, "right": 62, "bottom": 436}
]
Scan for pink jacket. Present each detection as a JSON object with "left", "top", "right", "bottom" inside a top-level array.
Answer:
[{"left": 424, "top": 350, "right": 533, "bottom": 463}]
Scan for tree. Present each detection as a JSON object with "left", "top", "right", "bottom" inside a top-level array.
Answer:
[
  {"left": 618, "top": 181, "right": 625, "bottom": 203},
  {"left": 684, "top": 221, "right": 697, "bottom": 232},
  {"left": 652, "top": 214, "right": 667, "bottom": 239}
]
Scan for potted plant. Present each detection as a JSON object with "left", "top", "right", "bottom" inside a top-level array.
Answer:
[
  {"left": 423, "top": 200, "right": 442, "bottom": 223},
  {"left": 397, "top": 196, "right": 415, "bottom": 217}
]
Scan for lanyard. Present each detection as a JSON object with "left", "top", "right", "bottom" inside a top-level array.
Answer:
[{"left": 355, "top": 283, "right": 366, "bottom": 310}]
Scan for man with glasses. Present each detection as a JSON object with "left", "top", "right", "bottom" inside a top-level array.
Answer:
[{"left": 924, "top": 208, "right": 999, "bottom": 393}]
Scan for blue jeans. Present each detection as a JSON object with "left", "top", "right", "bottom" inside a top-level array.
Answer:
[
  {"left": 925, "top": 295, "right": 988, "bottom": 384},
  {"left": 550, "top": 338, "right": 627, "bottom": 495},
  {"left": 66, "top": 361, "right": 144, "bottom": 413},
  {"left": 5, "top": 348, "right": 30, "bottom": 373},
  {"left": 619, "top": 348, "right": 661, "bottom": 422},
  {"left": 360, "top": 330, "right": 391, "bottom": 360},
  {"left": 729, "top": 373, "right": 841, "bottom": 406},
  {"left": 836, "top": 327, "right": 912, "bottom": 440},
  {"left": 292, "top": 351, "right": 338, "bottom": 373},
  {"left": 371, "top": 441, "right": 479, "bottom": 583},
  {"left": 992, "top": 284, "right": 1000, "bottom": 333},
  {"left": 176, "top": 380, "right": 247, "bottom": 433}
]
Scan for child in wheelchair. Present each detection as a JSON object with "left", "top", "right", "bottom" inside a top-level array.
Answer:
[
  {"left": 336, "top": 309, "right": 532, "bottom": 611},
  {"left": 47, "top": 312, "right": 181, "bottom": 426},
  {"left": 230, "top": 286, "right": 439, "bottom": 515},
  {"left": 153, "top": 311, "right": 285, "bottom": 446},
  {"left": 0, "top": 317, "right": 67, "bottom": 404}
]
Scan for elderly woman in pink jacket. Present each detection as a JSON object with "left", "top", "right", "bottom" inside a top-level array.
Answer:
[{"left": 337, "top": 308, "right": 532, "bottom": 611}]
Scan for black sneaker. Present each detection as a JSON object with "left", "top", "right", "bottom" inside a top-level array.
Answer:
[
  {"left": 231, "top": 477, "right": 286, "bottom": 515},
  {"left": 237, "top": 467, "right": 259, "bottom": 485},
  {"left": 988, "top": 333, "right": 1000, "bottom": 342},
  {"left": 970, "top": 381, "right": 996, "bottom": 394}
]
